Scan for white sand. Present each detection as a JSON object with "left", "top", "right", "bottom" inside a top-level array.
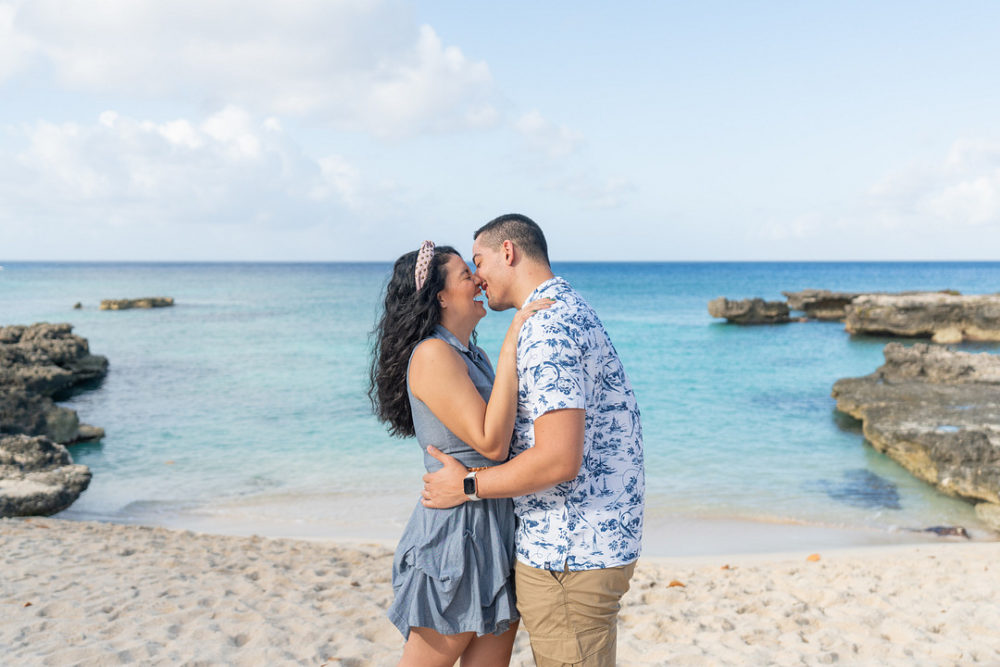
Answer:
[{"left": 2, "top": 517, "right": 998, "bottom": 666}]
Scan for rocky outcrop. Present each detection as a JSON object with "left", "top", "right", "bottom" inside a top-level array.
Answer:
[
  {"left": 0, "top": 389, "right": 81, "bottom": 444},
  {"left": 0, "top": 323, "right": 108, "bottom": 444},
  {"left": 0, "top": 434, "right": 91, "bottom": 517},
  {"left": 784, "top": 289, "right": 962, "bottom": 322},
  {"left": 832, "top": 343, "right": 1000, "bottom": 530},
  {"left": 783, "top": 290, "right": 865, "bottom": 321},
  {"left": 976, "top": 503, "right": 1000, "bottom": 531},
  {"left": 845, "top": 293, "right": 1000, "bottom": 343},
  {"left": 100, "top": 297, "right": 174, "bottom": 310},
  {"left": 708, "top": 297, "right": 791, "bottom": 324}
]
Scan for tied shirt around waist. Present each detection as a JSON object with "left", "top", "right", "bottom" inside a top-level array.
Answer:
[{"left": 407, "top": 325, "right": 504, "bottom": 472}]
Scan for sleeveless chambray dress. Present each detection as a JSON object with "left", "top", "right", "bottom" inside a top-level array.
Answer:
[{"left": 387, "top": 325, "right": 518, "bottom": 639}]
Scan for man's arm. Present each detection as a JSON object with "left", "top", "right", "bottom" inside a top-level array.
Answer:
[{"left": 421, "top": 408, "right": 584, "bottom": 508}]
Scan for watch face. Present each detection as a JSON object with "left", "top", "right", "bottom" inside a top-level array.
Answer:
[{"left": 463, "top": 476, "right": 476, "bottom": 495}]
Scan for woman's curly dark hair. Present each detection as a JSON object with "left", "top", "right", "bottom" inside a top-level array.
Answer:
[{"left": 369, "top": 244, "right": 462, "bottom": 437}]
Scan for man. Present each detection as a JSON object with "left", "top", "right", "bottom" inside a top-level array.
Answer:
[{"left": 422, "top": 213, "right": 645, "bottom": 666}]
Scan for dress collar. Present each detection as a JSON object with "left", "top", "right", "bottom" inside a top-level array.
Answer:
[
  {"left": 434, "top": 324, "right": 471, "bottom": 353},
  {"left": 434, "top": 324, "right": 490, "bottom": 371}
]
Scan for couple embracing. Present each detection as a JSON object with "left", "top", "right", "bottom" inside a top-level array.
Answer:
[{"left": 369, "top": 214, "right": 645, "bottom": 666}]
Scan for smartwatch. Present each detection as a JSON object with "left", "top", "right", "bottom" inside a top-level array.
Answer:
[{"left": 463, "top": 471, "right": 482, "bottom": 501}]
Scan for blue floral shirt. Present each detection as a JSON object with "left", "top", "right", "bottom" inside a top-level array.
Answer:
[{"left": 513, "top": 277, "right": 644, "bottom": 571}]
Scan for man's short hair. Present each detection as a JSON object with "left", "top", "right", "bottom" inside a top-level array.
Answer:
[{"left": 473, "top": 213, "right": 550, "bottom": 266}]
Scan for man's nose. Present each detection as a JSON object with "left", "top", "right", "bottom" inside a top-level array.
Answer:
[{"left": 473, "top": 274, "right": 484, "bottom": 288}]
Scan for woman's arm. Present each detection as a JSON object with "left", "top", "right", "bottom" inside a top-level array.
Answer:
[
  {"left": 408, "top": 300, "right": 551, "bottom": 461},
  {"left": 420, "top": 408, "right": 586, "bottom": 507}
]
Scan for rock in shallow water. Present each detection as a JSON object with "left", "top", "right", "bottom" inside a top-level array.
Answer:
[
  {"left": 783, "top": 290, "right": 866, "bottom": 321},
  {"left": 845, "top": 293, "right": 1000, "bottom": 343},
  {"left": 783, "top": 289, "right": 962, "bottom": 322},
  {"left": 76, "top": 424, "right": 105, "bottom": 441},
  {"left": 832, "top": 343, "right": 1000, "bottom": 519},
  {"left": 0, "top": 323, "right": 108, "bottom": 444},
  {"left": 100, "top": 297, "right": 174, "bottom": 310},
  {"left": 0, "top": 434, "right": 91, "bottom": 517},
  {"left": 708, "top": 297, "right": 791, "bottom": 324}
]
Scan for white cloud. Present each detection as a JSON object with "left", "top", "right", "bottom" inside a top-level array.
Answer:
[
  {"left": 1, "top": 0, "right": 497, "bottom": 138},
  {"left": 200, "top": 106, "right": 262, "bottom": 159},
  {"left": 868, "top": 138, "right": 1000, "bottom": 229},
  {"left": 157, "top": 119, "right": 204, "bottom": 150},
  {"left": 748, "top": 137, "right": 1000, "bottom": 258},
  {"left": 543, "top": 172, "right": 635, "bottom": 209},
  {"left": 923, "top": 173, "right": 1000, "bottom": 226},
  {"left": 507, "top": 110, "right": 628, "bottom": 208},
  {"left": 760, "top": 214, "right": 823, "bottom": 241},
  {"left": 314, "top": 156, "right": 361, "bottom": 207},
  {"left": 516, "top": 110, "right": 583, "bottom": 158},
  {"left": 465, "top": 104, "right": 501, "bottom": 128},
  {"left": 0, "top": 1, "right": 35, "bottom": 81},
  {"left": 365, "top": 25, "right": 496, "bottom": 137},
  {"left": 0, "top": 107, "right": 370, "bottom": 232}
]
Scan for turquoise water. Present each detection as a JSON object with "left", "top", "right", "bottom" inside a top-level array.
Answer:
[{"left": 2, "top": 261, "right": 998, "bottom": 553}]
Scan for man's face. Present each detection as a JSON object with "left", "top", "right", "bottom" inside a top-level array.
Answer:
[{"left": 471, "top": 237, "right": 513, "bottom": 311}]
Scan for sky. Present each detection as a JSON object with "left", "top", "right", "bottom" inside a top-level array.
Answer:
[{"left": 2, "top": 0, "right": 1000, "bottom": 261}]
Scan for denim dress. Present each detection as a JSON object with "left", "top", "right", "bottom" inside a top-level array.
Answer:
[{"left": 387, "top": 325, "right": 518, "bottom": 639}]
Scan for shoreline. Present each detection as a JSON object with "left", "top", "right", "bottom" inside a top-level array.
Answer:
[
  {"left": 3, "top": 516, "right": 999, "bottom": 665},
  {"left": 58, "top": 500, "right": 998, "bottom": 558}
]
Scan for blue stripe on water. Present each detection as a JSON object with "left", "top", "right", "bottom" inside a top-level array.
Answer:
[{"left": 2, "top": 261, "right": 998, "bottom": 550}]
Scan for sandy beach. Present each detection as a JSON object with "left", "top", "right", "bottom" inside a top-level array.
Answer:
[{"left": 2, "top": 518, "right": 998, "bottom": 665}]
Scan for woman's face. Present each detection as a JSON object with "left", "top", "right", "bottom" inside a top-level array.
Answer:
[{"left": 438, "top": 253, "right": 486, "bottom": 326}]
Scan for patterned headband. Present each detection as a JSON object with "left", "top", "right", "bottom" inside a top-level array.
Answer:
[{"left": 414, "top": 240, "right": 435, "bottom": 291}]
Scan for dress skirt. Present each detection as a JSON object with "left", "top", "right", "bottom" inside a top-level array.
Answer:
[{"left": 387, "top": 496, "right": 519, "bottom": 639}]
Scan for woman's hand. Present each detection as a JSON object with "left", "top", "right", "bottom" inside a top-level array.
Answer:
[{"left": 512, "top": 297, "right": 555, "bottom": 330}]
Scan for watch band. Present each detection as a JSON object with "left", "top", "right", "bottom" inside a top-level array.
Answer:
[{"left": 464, "top": 471, "right": 481, "bottom": 501}]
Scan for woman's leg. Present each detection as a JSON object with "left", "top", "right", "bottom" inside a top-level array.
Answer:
[
  {"left": 399, "top": 627, "right": 475, "bottom": 667},
  {"left": 460, "top": 621, "right": 519, "bottom": 667}
]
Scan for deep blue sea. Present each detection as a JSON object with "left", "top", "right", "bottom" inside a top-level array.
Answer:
[{"left": 2, "top": 261, "right": 998, "bottom": 555}]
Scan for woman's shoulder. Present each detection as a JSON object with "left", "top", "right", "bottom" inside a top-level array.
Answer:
[
  {"left": 409, "top": 337, "right": 467, "bottom": 396},
  {"left": 412, "top": 336, "right": 453, "bottom": 358},
  {"left": 409, "top": 337, "right": 462, "bottom": 371}
]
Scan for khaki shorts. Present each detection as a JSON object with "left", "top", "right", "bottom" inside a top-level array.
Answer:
[{"left": 514, "top": 560, "right": 636, "bottom": 667}]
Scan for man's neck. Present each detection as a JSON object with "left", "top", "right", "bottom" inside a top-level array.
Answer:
[{"left": 511, "top": 267, "right": 556, "bottom": 308}]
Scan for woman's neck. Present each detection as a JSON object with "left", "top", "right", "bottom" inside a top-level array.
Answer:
[{"left": 438, "top": 315, "right": 474, "bottom": 348}]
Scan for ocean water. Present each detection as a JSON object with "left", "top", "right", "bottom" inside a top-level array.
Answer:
[{"left": 2, "top": 261, "right": 999, "bottom": 554}]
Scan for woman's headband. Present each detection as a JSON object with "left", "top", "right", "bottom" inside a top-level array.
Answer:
[{"left": 414, "top": 240, "right": 435, "bottom": 291}]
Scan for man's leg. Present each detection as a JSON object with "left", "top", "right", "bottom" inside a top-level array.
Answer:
[{"left": 515, "top": 560, "right": 636, "bottom": 667}]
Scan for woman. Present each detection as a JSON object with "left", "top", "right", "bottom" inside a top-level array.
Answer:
[{"left": 369, "top": 241, "right": 551, "bottom": 667}]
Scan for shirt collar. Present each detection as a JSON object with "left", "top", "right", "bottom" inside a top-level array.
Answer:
[{"left": 521, "top": 276, "right": 567, "bottom": 309}]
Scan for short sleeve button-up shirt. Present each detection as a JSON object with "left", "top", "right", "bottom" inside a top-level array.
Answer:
[{"left": 513, "top": 277, "right": 644, "bottom": 570}]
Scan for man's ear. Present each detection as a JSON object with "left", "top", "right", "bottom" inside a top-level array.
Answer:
[{"left": 501, "top": 240, "right": 515, "bottom": 265}]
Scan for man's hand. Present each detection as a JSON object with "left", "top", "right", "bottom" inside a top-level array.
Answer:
[{"left": 421, "top": 446, "right": 470, "bottom": 509}]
